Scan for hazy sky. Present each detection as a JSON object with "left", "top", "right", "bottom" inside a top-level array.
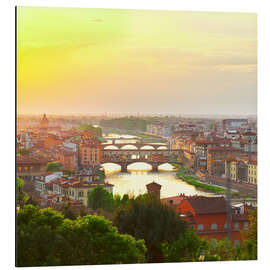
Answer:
[{"left": 17, "top": 7, "right": 257, "bottom": 115}]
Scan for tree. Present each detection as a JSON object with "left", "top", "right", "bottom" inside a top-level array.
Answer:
[
  {"left": 96, "top": 169, "right": 105, "bottom": 181},
  {"left": 63, "top": 169, "right": 74, "bottom": 176},
  {"left": 88, "top": 187, "right": 115, "bottom": 212},
  {"left": 163, "top": 229, "right": 210, "bottom": 262},
  {"left": 79, "top": 123, "right": 102, "bottom": 137},
  {"left": 60, "top": 202, "right": 77, "bottom": 220},
  {"left": 16, "top": 177, "right": 29, "bottom": 208},
  {"left": 236, "top": 209, "right": 257, "bottom": 260},
  {"left": 57, "top": 215, "right": 146, "bottom": 265},
  {"left": 17, "top": 205, "right": 146, "bottom": 266},
  {"left": 47, "top": 162, "right": 62, "bottom": 172},
  {"left": 17, "top": 205, "right": 64, "bottom": 266},
  {"left": 114, "top": 194, "right": 187, "bottom": 262}
]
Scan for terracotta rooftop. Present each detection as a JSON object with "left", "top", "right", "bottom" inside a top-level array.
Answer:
[
  {"left": 186, "top": 196, "right": 227, "bottom": 214},
  {"left": 161, "top": 194, "right": 186, "bottom": 206}
]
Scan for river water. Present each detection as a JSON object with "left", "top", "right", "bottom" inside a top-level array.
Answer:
[
  {"left": 103, "top": 163, "right": 213, "bottom": 199},
  {"left": 102, "top": 133, "right": 213, "bottom": 199}
]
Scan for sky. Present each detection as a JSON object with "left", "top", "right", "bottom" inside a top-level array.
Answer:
[{"left": 17, "top": 7, "right": 257, "bottom": 115}]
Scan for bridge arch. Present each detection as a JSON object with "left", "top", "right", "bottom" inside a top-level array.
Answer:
[
  {"left": 157, "top": 146, "right": 167, "bottom": 150},
  {"left": 102, "top": 163, "right": 121, "bottom": 173},
  {"left": 127, "top": 162, "right": 152, "bottom": 171},
  {"left": 104, "top": 145, "right": 119, "bottom": 150},
  {"left": 120, "top": 145, "right": 138, "bottom": 150},
  {"left": 140, "top": 145, "right": 155, "bottom": 150},
  {"left": 158, "top": 163, "right": 178, "bottom": 171}
]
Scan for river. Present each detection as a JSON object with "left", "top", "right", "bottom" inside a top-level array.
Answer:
[{"left": 101, "top": 133, "right": 213, "bottom": 199}]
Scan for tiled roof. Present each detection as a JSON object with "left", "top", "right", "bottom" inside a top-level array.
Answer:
[
  {"left": 186, "top": 196, "right": 227, "bottom": 214},
  {"left": 161, "top": 194, "right": 186, "bottom": 206}
]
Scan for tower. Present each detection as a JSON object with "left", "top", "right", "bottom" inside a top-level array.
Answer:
[
  {"left": 146, "top": 181, "right": 162, "bottom": 199},
  {"left": 40, "top": 114, "right": 49, "bottom": 130}
]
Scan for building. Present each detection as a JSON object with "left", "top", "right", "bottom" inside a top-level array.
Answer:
[
  {"left": 175, "top": 196, "right": 250, "bottom": 247},
  {"left": 40, "top": 114, "right": 49, "bottom": 130},
  {"left": 56, "top": 150, "right": 77, "bottom": 171},
  {"left": 34, "top": 172, "right": 63, "bottom": 194},
  {"left": 207, "top": 147, "right": 243, "bottom": 176},
  {"left": 248, "top": 160, "right": 257, "bottom": 185},
  {"left": 146, "top": 181, "right": 162, "bottom": 199},
  {"left": 68, "top": 180, "right": 114, "bottom": 207},
  {"left": 78, "top": 132, "right": 102, "bottom": 166},
  {"left": 222, "top": 119, "right": 248, "bottom": 134},
  {"left": 16, "top": 155, "right": 48, "bottom": 179},
  {"left": 229, "top": 160, "right": 248, "bottom": 182}
]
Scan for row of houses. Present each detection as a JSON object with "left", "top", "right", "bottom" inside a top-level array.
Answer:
[
  {"left": 34, "top": 170, "right": 113, "bottom": 207},
  {"left": 170, "top": 128, "right": 257, "bottom": 184}
]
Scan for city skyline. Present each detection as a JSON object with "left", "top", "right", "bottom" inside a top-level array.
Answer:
[{"left": 17, "top": 7, "right": 257, "bottom": 115}]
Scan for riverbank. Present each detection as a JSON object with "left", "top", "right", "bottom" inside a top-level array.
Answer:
[{"left": 176, "top": 168, "right": 226, "bottom": 194}]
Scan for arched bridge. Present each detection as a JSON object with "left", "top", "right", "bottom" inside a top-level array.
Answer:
[
  {"left": 102, "top": 142, "right": 168, "bottom": 150},
  {"left": 102, "top": 149, "right": 183, "bottom": 172}
]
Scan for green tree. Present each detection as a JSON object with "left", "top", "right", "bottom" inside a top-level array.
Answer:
[
  {"left": 25, "top": 195, "right": 39, "bottom": 206},
  {"left": 60, "top": 202, "right": 77, "bottom": 220},
  {"left": 236, "top": 209, "right": 257, "bottom": 260},
  {"left": 57, "top": 215, "right": 146, "bottom": 265},
  {"left": 79, "top": 123, "right": 102, "bottom": 137},
  {"left": 96, "top": 169, "right": 105, "bottom": 181},
  {"left": 16, "top": 177, "right": 28, "bottom": 208},
  {"left": 17, "top": 205, "right": 64, "bottom": 266},
  {"left": 163, "top": 229, "right": 210, "bottom": 262},
  {"left": 47, "top": 162, "right": 62, "bottom": 172},
  {"left": 88, "top": 186, "right": 115, "bottom": 212},
  {"left": 63, "top": 169, "right": 74, "bottom": 176},
  {"left": 17, "top": 205, "right": 146, "bottom": 266},
  {"left": 114, "top": 194, "right": 187, "bottom": 263}
]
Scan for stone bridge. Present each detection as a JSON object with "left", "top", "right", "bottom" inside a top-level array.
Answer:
[
  {"left": 102, "top": 149, "right": 183, "bottom": 172},
  {"left": 102, "top": 142, "right": 168, "bottom": 150}
]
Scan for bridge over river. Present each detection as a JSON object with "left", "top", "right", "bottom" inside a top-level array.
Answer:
[
  {"left": 102, "top": 148, "right": 183, "bottom": 172},
  {"left": 102, "top": 141, "right": 168, "bottom": 150}
]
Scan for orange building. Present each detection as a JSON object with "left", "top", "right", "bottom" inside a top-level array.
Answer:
[
  {"left": 78, "top": 132, "right": 102, "bottom": 166},
  {"left": 175, "top": 196, "right": 249, "bottom": 247},
  {"left": 56, "top": 150, "right": 77, "bottom": 172}
]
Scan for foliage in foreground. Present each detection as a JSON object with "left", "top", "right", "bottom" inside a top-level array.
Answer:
[
  {"left": 16, "top": 205, "right": 146, "bottom": 267},
  {"left": 113, "top": 194, "right": 187, "bottom": 263},
  {"left": 88, "top": 186, "right": 129, "bottom": 212}
]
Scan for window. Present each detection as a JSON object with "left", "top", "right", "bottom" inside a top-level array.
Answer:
[
  {"left": 244, "top": 222, "right": 249, "bottom": 230},
  {"left": 79, "top": 190, "right": 84, "bottom": 197},
  {"left": 234, "top": 222, "right": 239, "bottom": 229},
  {"left": 197, "top": 224, "right": 204, "bottom": 231},
  {"left": 211, "top": 223, "right": 218, "bottom": 230}
]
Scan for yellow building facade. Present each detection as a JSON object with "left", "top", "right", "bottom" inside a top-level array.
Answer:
[{"left": 248, "top": 162, "right": 257, "bottom": 184}]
